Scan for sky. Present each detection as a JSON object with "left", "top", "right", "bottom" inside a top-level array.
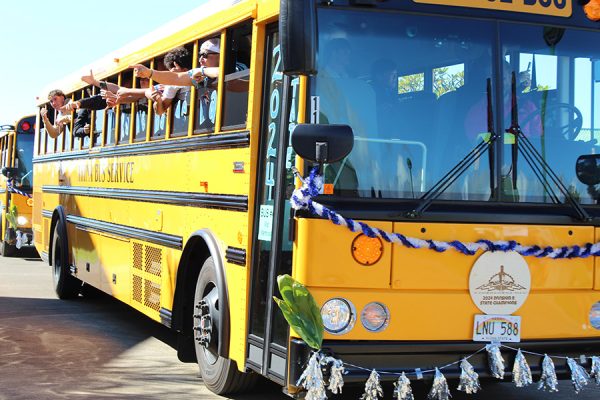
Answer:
[{"left": 0, "top": 0, "right": 207, "bottom": 125}]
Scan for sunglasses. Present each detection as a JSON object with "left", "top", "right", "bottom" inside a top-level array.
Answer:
[{"left": 200, "top": 52, "right": 218, "bottom": 59}]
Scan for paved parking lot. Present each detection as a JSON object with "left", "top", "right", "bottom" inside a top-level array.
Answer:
[
  {"left": 0, "top": 249, "right": 285, "bottom": 400},
  {"left": 1, "top": 248, "right": 599, "bottom": 400}
]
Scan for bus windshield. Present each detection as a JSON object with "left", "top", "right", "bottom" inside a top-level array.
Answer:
[
  {"left": 14, "top": 134, "right": 34, "bottom": 187},
  {"left": 313, "top": 8, "right": 600, "bottom": 204}
]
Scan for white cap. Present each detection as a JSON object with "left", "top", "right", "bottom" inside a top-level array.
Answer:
[{"left": 200, "top": 38, "right": 220, "bottom": 54}]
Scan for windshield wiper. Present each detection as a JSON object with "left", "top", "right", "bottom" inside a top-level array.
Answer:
[
  {"left": 407, "top": 78, "right": 498, "bottom": 218},
  {"left": 505, "top": 72, "right": 591, "bottom": 222}
]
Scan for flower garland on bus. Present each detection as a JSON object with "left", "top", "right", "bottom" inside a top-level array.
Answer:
[
  {"left": 274, "top": 275, "right": 600, "bottom": 400},
  {"left": 290, "top": 167, "right": 600, "bottom": 259},
  {"left": 6, "top": 178, "right": 32, "bottom": 199}
]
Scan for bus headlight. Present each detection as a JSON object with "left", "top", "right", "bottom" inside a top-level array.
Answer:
[
  {"left": 321, "top": 298, "right": 356, "bottom": 335},
  {"left": 590, "top": 302, "right": 600, "bottom": 330},
  {"left": 361, "top": 302, "right": 390, "bottom": 332},
  {"left": 17, "top": 216, "right": 28, "bottom": 226}
]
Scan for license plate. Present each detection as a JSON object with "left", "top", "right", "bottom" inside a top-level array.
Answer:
[{"left": 473, "top": 314, "right": 521, "bottom": 343}]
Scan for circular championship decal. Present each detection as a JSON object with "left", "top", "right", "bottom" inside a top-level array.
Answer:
[{"left": 469, "top": 251, "right": 531, "bottom": 315}]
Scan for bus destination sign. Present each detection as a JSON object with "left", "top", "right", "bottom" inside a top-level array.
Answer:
[{"left": 412, "top": 0, "right": 572, "bottom": 18}]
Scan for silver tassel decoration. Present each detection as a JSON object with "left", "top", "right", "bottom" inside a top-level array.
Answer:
[
  {"left": 427, "top": 368, "right": 451, "bottom": 400},
  {"left": 567, "top": 357, "right": 590, "bottom": 393},
  {"left": 512, "top": 349, "right": 532, "bottom": 387},
  {"left": 537, "top": 354, "right": 559, "bottom": 392},
  {"left": 591, "top": 356, "right": 600, "bottom": 385},
  {"left": 457, "top": 358, "right": 480, "bottom": 394},
  {"left": 325, "top": 357, "right": 345, "bottom": 394},
  {"left": 486, "top": 343, "right": 505, "bottom": 379},
  {"left": 361, "top": 369, "right": 384, "bottom": 400},
  {"left": 393, "top": 372, "right": 414, "bottom": 400},
  {"left": 296, "top": 352, "right": 327, "bottom": 400}
]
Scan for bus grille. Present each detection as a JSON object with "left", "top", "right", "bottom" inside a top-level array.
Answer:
[
  {"left": 133, "top": 243, "right": 143, "bottom": 270},
  {"left": 131, "top": 242, "right": 162, "bottom": 314}
]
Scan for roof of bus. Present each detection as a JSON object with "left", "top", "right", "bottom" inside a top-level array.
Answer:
[{"left": 36, "top": 0, "right": 258, "bottom": 106}]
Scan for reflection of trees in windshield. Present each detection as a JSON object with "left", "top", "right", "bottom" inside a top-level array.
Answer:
[
  {"left": 314, "top": 8, "right": 600, "bottom": 205},
  {"left": 14, "top": 135, "right": 34, "bottom": 187}
]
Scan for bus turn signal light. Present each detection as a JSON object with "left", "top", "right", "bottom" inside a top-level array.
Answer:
[
  {"left": 585, "top": 0, "right": 600, "bottom": 21},
  {"left": 351, "top": 234, "right": 383, "bottom": 266},
  {"left": 27, "top": 198, "right": 33, "bottom": 207}
]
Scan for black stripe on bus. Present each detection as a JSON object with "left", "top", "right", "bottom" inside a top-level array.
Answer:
[
  {"left": 42, "top": 210, "right": 53, "bottom": 219},
  {"left": 33, "top": 132, "right": 250, "bottom": 164},
  {"left": 225, "top": 247, "right": 246, "bottom": 266},
  {"left": 42, "top": 186, "right": 248, "bottom": 211},
  {"left": 66, "top": 215, "right": 183, "bottom": 249}
]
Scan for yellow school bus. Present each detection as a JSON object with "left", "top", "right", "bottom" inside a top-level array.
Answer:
[
  {"left": 1, "top": 115, "right": 35, "bottom": 257},
  {"left": 33, "top": 0, "right": 600, "bottom": 395}
]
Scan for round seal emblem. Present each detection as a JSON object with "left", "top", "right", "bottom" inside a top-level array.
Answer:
[{"left": 469, "top": 251, "right": 531, "bottom": 315}]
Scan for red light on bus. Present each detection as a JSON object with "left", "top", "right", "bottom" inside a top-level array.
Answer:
[
  {"left": 20, "top": 121, "right": 31, "bottom": 131},
  {"left": 585, "top": 0, "right": 600, "bottom": 21}
]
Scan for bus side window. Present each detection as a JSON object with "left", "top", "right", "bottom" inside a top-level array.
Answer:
[
  {"left": 221, "top": 21, "right": 252, "bottom": 131},
  {"left": 193, "top": 36, "right": 220, "bottom": 134},
  {"left": 133, "top": 69, "right": 150, "bottom": 142},
  {"left": 151, "top": 56, "right": 167, "bottom": 140},
  {"left": 45, "top": 103, "right": 56, "bottom": 154},
  {"left": 0, "top": 137, "right": 6, "bottom": 166},
  {"left": 118, "top": 70, "right": 134, "bottom": 144},
  {"left": 91, "top": 86, "right": 102, "bottom": 148},
  {"left": 170, "top": 42, "right": 194, "bottom": 138},
  {"left": 37, "top": 108, "right": 45, "bottom": 155},
  {"left": 104, "top": 75, "right": 119, "bottom": 146},
  {"left": 64, "top": 91, "right": 79, "bottom": 152}
]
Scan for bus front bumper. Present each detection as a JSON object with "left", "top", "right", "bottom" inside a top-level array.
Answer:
[{"left": 289, "top": 338, "right": 600, "bottom": 385}]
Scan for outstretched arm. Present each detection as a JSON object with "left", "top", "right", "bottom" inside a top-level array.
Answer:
[
  {"left": 40, "top": 106, "right": 62, "bottom": 138},
  {"left": 81, "top": 69, "right": 119, "bottom": 93},
  {"left": 130, "top": 64, "right": 193, "bottom": 86}
]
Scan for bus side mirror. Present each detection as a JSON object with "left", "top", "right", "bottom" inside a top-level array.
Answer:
[
  {"left": 292, "top": 124, "right": 354, "bottom": 164},
  {"left": 576, "top": 154, "right": 600, "bottom": 186},
  {"left": 280, "top": 0, "right": 317, "bottom": 75},
  {"left": 1, "top": 167, "right": 19, "bottom": 178}
]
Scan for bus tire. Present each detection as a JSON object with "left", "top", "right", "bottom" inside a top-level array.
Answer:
[
  {"left": 0, "top": 241, "right": 16, "bottom": 257},
  {"left": 52, "top": 223, "right": 80, "bottom": 299},
  {"left": 193, "top": 256, "right": 257, "bottom": 394}
]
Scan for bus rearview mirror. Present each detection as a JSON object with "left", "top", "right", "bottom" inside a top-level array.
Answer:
[
  {"left": 1, "top": 167, "right": 19, "bottom": 178},
  {"left": 291, "top": 124, "right": 354, "bottom": 164},
  {"left": 576, "top": 154, "right": 600, "bottom": 186},
  {"left": 279, "top": 0, "right": 317, "bottom": 75}
]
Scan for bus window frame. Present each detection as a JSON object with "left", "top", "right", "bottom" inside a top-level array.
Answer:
[
  {"left": 192, "top": 32, "right": 225, "bottom": 136},
  {"left": 220, "top": 21, "right": 252, "bottom": 132},
  {"left": 150, "top": 55, "right": 168, "bottom": 141},
  {"left": 103, "top": 74, "right": 119, "bottom": 147},
  {"left": 90, "top": 85, "right": 102, "bottom": 149},
  {"left": 166, "top": 41, "right": 195, "bottom": 139}
]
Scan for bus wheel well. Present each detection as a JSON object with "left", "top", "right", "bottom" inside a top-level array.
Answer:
[{"left": 171, "top": 231, "right": 229, "bottom": 362}]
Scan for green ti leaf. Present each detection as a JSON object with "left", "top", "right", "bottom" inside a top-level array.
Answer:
[
  {"left": 6, "top": 205, "right": 18, "bottom": 230},
  {"left": 273, "top": 274, "right": 324, "bottom": 350}
]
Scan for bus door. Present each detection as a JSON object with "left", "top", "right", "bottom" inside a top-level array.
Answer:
[{"left": 247, "top": 26, "right": 300, "bottom": 385}]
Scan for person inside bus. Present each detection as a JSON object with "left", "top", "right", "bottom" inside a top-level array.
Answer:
[
  {"left": 144, "top": 46, "right": 191, "bottom": 118},
  {"left": 464, "top": 63, "right": 542, "bottom": 141},
  {"left": 41, "top": 89, "right": 106, "bottom": 139},
  {"left": 130, "top": 38, "right": 248, "bottom": 130},
  {"left": 40, "top": 90, "right": 72, "bottom": 138}
]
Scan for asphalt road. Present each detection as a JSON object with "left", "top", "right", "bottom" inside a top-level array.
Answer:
[{"left": 1, "top": 248, "right": 600, "bottom": 400}]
